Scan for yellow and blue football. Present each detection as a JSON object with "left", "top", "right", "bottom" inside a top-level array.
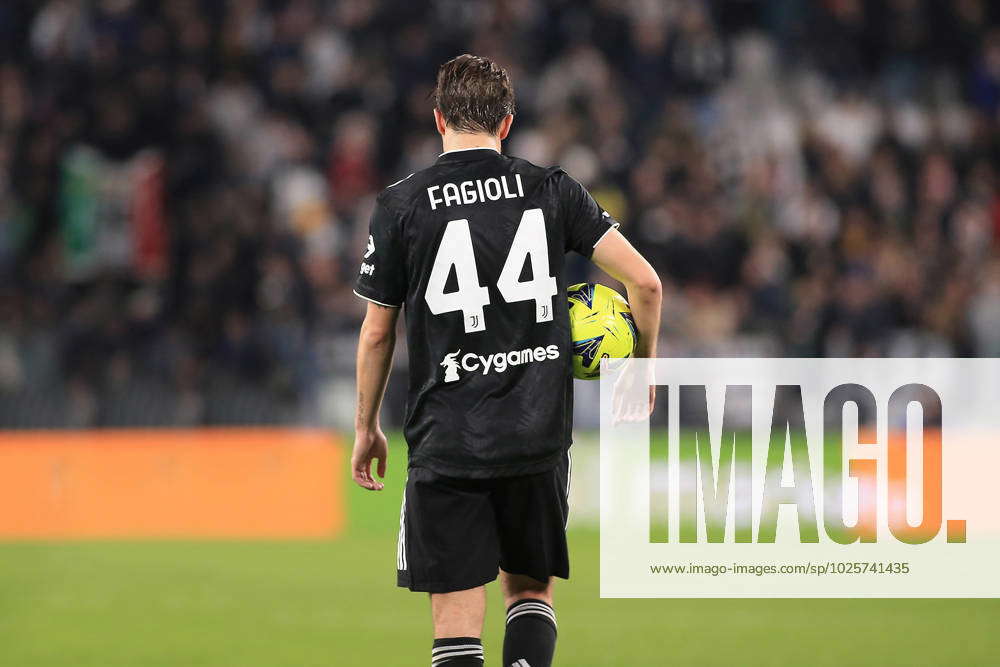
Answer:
[{"left": 567, "top": 283, "right": 637, "bottom": 380}]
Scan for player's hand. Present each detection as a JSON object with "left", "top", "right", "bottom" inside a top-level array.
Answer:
[
  {"left": 351, "top": 427, "right": 388, "bottom": 491},
  {"left": 612, "top": 362, "right": 656, "bottom": 423}
]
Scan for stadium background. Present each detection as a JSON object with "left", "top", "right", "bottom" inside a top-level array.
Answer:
[{"left": 1, "top": 0, "right": 999, "bottom": 664}]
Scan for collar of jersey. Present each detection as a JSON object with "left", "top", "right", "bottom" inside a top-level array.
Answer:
[{"left": 436, "top": 147, "right": 500, "bottom": 162}]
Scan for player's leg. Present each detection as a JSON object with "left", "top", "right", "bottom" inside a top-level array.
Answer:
[
  {"left": 500, "top": 571, "right": 558, "bottom": 667},
  {"left": 397, "top": 469, "right": 500, "bottom": 666},
  {"left": 493, "top": 452, "right": 571, "bottom": 667},
  {"left": 429, "top": 586, "right": 487, "bottom": 665}
]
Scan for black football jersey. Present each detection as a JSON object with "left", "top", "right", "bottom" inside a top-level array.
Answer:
[{"left": 355, "top": 147, "right": 618, "bottom": 478}]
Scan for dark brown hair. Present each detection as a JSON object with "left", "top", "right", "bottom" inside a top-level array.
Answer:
[{"left": 434, "top": 54, "right": 515, "bottom": 135}]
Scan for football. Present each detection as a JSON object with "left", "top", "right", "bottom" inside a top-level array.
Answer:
[{"left": 567, "top": 283, "right": 637, "bottom": 380}]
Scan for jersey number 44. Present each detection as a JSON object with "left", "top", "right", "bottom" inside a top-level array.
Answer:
[{"left": 424, "top": 208, "right": 557, "bottom": 333}]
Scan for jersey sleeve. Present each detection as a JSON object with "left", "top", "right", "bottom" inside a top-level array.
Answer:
[
  {"left": 556, "top": 171, "right": 621, "bottom": 257},
  {"left": 354, "top": 196, "right": 406, "bottom": 307}
]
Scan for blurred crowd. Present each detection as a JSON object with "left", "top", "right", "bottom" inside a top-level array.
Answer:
[{"left": 1, "top": 0, "right": 999, "bottom": 427}]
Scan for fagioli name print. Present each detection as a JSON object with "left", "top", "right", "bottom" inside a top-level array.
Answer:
[{"left": 427, "top": 174, "right": 525, "bottom": 210}]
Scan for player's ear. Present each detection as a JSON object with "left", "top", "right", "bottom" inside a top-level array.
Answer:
[
  {"left": 433, "top": 108, "right": 448, "bottom": 137},
  {"left": 497, "top": 113, "right": 513, "bottom": 140}
]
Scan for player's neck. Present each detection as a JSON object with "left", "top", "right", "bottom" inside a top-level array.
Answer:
[{"left": 440, "top": 131, "right": 501, "bottom": 155}]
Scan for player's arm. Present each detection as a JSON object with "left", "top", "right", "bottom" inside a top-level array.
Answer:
[
  {"left": 352, "top": 302, "right": 400, "bottom": 491},
  {"left": 557, "top": 170, "right": 661, "bottom": 357},
  {"left": 592, "top": 230, "right": 661, "bottom": 419},
  {"left": 352, "top": 194, "right": 406, "bottom": 491},
  {"left": 558, "top": 170, "right": 661, "bottom": 416},
  {"left": 591, "top": 229, "right": 662, "bottom": 358}
]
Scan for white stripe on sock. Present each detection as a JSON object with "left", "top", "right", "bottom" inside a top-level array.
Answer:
[
  {"left": 507, "top": 601, "right": 555, "bottom": 613},
  {"left": 507, "top": 602, "right": 556, "bottom": 618},
  {"left": 432, "top": 644, "right": 483, "bottom": 654},
  {"left": 508, "top": 606, "right": 556, "bottom": 621},
  {"left": 506, "top": 605, "right": 557, "bottom": 627},
  {"left": 431, "top": 648, "right": 483, "bottom": 665},
  {"left": 432, "top": 648, "right": 483, "bottom": 658},
  {"left": 508, "top": 613, "right": 555, "bottom": 627}
]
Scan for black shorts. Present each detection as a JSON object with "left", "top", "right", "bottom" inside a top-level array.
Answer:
[{"left": 396, "top": 451, "right": 572, "bottom": 593}]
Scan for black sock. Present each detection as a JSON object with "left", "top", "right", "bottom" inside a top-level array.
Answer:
[
  {"left": 432, "top": 637, "right": 483, "bottom": 666},
  {"left": 503, "top": 598, "right": 557, "bottom": 667}
]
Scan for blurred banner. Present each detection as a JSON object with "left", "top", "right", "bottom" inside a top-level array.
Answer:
[
  {"left": 601, "top": 359, "right": 1000, "bottom": 597},
  {"left": 59, "top": 145, "right": 167, "bottom": 281},
  {"left": 0, "top": 429, "right": 343, "bottom": 539}
]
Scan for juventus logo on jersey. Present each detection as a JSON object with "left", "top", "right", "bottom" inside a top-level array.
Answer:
[{"left": 364, "top": 235, "right": 375, "bottom": 258}]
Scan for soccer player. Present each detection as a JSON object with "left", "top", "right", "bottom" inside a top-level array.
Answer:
[{"left": 352, "top": 54, "right": 661, "bottom": 667}]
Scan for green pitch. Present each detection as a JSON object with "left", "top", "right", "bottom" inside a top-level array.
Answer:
[{"left": 1, "top": 433, "right": 997, "bottom": 666}]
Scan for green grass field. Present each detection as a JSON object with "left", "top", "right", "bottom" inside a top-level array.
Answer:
[{"left": 1, "top": 432, "right": 998, "bottom": 666}]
